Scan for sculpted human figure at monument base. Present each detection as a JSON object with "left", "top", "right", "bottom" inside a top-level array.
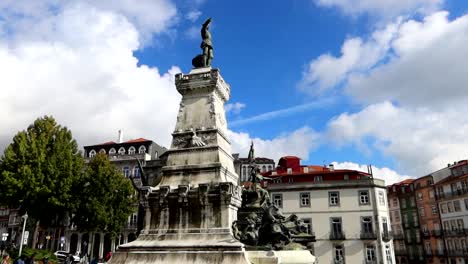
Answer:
[{"left": 192, "top": 18, "right": 214, "bottom": 68}]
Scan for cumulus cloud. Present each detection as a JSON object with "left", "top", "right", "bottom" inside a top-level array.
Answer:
[
  {"left": 228, "top": 127, "right": 320, "bottom": 162},
  {"left": 186, "top": 10, "right": 202, "bottom": 22},
  {"left": 314, "top": 0, "right": 442, "bottom": 18},
  {"left": 299, "top": 21, "right": 400, "bottom": 94},
  {"left": 331, "top": 161, "right": 411, "bottom": 185},
  {"left": 0, "top": 1, "right": 181, "bottom": 153},
  {"left": 327, "top": 102, "right": 468, "bottom": 176}
]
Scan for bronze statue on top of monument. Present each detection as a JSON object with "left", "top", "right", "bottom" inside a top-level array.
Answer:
[{"left": 192, "top": 18, "right": 214, "bottom": 68}]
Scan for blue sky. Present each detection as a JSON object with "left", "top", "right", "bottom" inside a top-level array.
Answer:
[{"left": 1, "top": 0, "right": 468, "bottom": 184}]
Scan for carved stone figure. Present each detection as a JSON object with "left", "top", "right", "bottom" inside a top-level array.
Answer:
[{"left": 192, "top": 18, "right": 214, "bottom": 68}]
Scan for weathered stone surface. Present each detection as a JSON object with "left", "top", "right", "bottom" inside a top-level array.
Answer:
[{"left": 246, "top": 250, "right": 316, "bottom": 264}]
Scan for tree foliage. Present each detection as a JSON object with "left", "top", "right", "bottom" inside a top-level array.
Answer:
[
  {"left": 0, "top": 116, "right": 83, "bottom": 225},
  {"left": 72, "top": 153, "right": 137, "bottom": 234}
]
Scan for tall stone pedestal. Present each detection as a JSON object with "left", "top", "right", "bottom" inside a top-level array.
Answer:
[{"left": 109, "top": 68, "right": 250, "bottom": 264}]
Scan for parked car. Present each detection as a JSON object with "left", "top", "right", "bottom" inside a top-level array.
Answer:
[{"left": 54, "top": 251, "right": 80, "bottom": 263}]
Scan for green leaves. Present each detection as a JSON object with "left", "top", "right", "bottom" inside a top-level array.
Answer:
[
  {"left": 0, "top": 116, "right": 83, "bottom": 225},
  {"left": 72, "top": 153, "right": 136, "bottom": 234}
]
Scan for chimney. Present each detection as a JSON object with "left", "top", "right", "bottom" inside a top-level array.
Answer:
[
  {"left": 329, "top": 164, "right": 334, "bottom": 171},
  {"left": 118, "top": 130, "right": 124, "bottom": 143}
]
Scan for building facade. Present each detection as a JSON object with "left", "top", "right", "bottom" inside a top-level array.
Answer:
[
  {"left": 62, "top": 136, "right": 166, "bottom": 259},
  {"left": 265, "top": 156, "right": 395, "bottom": 264},
  {"left": 233, "top": 153, "right": 275, "bottom": 182}
]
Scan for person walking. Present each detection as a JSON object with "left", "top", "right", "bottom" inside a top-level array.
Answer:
[{"left": 2, "top": 254, "right": 10, "bottom": 264}]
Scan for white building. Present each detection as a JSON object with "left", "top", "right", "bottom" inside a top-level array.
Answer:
[{"left": 265, "top": 156, "right": 395, "bottom": 264}]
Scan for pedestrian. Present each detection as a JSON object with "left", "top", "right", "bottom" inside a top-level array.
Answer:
[
  {"left": 2, "top": 254, "right": 10, "bottom": 264},
  {"left": 14, "top": 255, "right": 25, "bottom": 264}
]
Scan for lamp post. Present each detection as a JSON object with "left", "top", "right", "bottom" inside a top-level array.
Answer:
[{"left": 18, "top": 212, "right": 28, "bottom": 257}]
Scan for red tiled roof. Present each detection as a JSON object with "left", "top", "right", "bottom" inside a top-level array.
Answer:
[{"left": 124, "top": 138, "right": 150, "bottom": 143}]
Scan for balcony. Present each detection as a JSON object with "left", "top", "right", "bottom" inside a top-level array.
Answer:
[
  {"left": 444, "top": 229, "right": 468, "bottom": 237},
  {"left": 382, "top": 231, "right": 393, "bottom": 242},
  {"left": 436, "top": 189, "right": 468, "bottom": 200},
  {"left": 447, "top": 250, "right": 468, "bottom": 257},
  {"left": 360, "top": 231, "right": 377, "bottom": 240},
  {"left": 329, "top": 231, "right": 346, "bottom": 240},
  {"left": 431, "top": 229, "right": 442, "bottom": 237}
]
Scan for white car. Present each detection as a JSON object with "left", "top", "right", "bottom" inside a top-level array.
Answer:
[{"left": 54, "top": 251, "right": 80, "bottom": 263}]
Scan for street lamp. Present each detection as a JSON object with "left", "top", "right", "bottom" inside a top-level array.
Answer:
[{"left": 18, "top": 212, "right": 28, "bottom": 257}]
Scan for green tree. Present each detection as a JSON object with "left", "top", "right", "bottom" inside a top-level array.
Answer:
[
  {"left": 72, "top": 153, "right": 136, "bottom": 235},
  {"left": 0, "top": 115, "right": 83, "bottom": 225}
]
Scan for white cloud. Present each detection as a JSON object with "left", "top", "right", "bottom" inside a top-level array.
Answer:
[
  {"left": 228, "top": 127, "right": 320, "bottom": 162},
  {"left": 331, "top": 161, "right": 411, "bottom": 185},
  {"left": 184, "top": 25, "right": 199, "bottom": 39},
  {"left": 225, "top": 102, "right": 246, "bottom": 114},
  {"left": 327, "top": 102, "right": 468, "bottom": 176},
  {"left": 347, "top": 11, "right": 468, "bottom": 108},
  {"left": 0, "top": 2, "right": 181, "bottom": 153},
  {"left": 314, "top": 0, "right": 442, "bottom": 18},
  {"left": 186, "top": 10, "right": 202, "bottom": 22},
  {"left": 0, "top": 0, "right": 177, "bottom": 44}
]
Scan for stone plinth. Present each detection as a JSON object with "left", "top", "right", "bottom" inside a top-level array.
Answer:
[
  {"left": 246, "top": 250, "right": 316, "bottom": 264},
  {"left": 109, "top": 68, "right": 249, "bottom": 264}
]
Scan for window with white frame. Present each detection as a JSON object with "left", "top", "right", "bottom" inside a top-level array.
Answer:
[
  {"left": 385, "top": 244, "right": 392, "bottom": 264},
  {"left": 99, "top": 149, "right": 106, "bottom": 154},
  {"left": 329, "top": 191, "right": 340, "bottom": 206},
  {"left": 401, "top": 198, "right": 406, "bottom": 209},
  {"left": 419, "top": 208, "right": 425, "bottom": 217},
  {"left": 410, "top": 198, "right": 416, "bottom": 207},
  {"left": 378, "top": 191, "right": 385, "bottom": 206},
  {"left": 123, "top": 166, "right": 130, "bottom": 177},
  {"left": 334, "top": 245, "right": 345, "bottom": 264},
  {"left": 138, "top": 145, "right": 146, "bottom": 154},
  {"left": 465, "top": 199, "right": 468, "bottom": 210},
  {"left": 89, "top": 149, "right": 96, "bottom": 158},
  {"left": 109, "top": 148, "right": 116, "bottom": 155},
  {"left": 300, "top": 193, "right": 310, "bottom": 207},
  {"left": 128, "top": 146, "right": 136, "bottom": 155},
  {"left": 287, "top": 168, "right": 292, "bottom": 174},
  {"left": 454, "top": 200, "right": 461, "bottom": 212},
  {"left": 431, "top": 205, "right": 438, "bottom": 215},
  {"left": 417, "top": 192, "right": 423, "bottom": 200},
  {"left": 359, "top": 190, "right": 370, "bottom": 205},
  {"left": 133, "top": 166, "right": 140, "bottom": 178},
  {"left": 365, "top": 245, "right": 376, "bottom": 263},
  {"left": 361, "top": 217, "right": 373, "bottom": 234},
  {"left": 393, "top": 198, "right": 398, "bottom": 207},
  {"left": 118, "top": 147, "right": 126, "bottom": 155},
  {"left": 272, "top": 194, "right": 282, "bottom": 208},
  {"left": 448, "top": 201, "right": 454, "bottom": 212}
]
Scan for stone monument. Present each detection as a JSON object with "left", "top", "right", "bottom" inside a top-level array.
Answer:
[{"left": 110, "top": 18, "right": 316, "bottom": 264}]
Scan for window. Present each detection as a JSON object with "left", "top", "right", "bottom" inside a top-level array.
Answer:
[
  {"left": 366, "top": 245, "right": 376, "bottom": 263},
  {"left": 359, "top": 190, "right": 370, "bottom": 205},
  {"left": 133, "top": 166, "right": 140, "bottom": 178},
  {"left": 417, "top": 192, "right": 423, "bottom": 200},
  {"left": 138, "top": 145, "right": 146, "bottom": 154},
  {"left": 465, "top": 199, "right": 468, "bottom": 210},
  {"left": 303, "top": 167, "right": 309, "bottom": 173},
  {"left": 344, "top": 174, "right": 349, "bottom": 180},
  {"left": 361, "top": 217, "right": 373, "bottom": 233},
  {"left": 329, "top": 192, "right": 340, "bottom": 206},
  {"left": 441, "top": 203, "right": 448, "bottom": 214},
  {"left": 454, "top": 200, "right": 461, "bottom": 212},
  {"left": 429, "top": 190, "right": 435, "bottom": 199},
  {"left": 382, "top": 217, "right": 389, "bottom": 234},
  {"left": 410, "top": 198, "right": 416, "bottom": 207},
  {"left": 314, "top": 175, "right": 322, "bottom": 182},
  {"left": 123, "top": 166, "right": 130, "bottom": 177},
  {"left": 425, "top": 241, "right": 432, "bottom": 254},
  {"left": 109, "top": 148, "right": 116, "bottom": 155},
  {"left": 401, "top": 199, "right": 406, "bottom": 209},
  {"left": 448, "top": 201, "right": 454, "bottom": 213},
  {"left": 385, "top": 245, "right": 393, "bottom": 264},
  {"left": 419, "top": 208, "right": 425, "bottom": 217},
  {"left": 412, "top": 212, "right": 418, "bottom": 225},
  {"left": 118, "top": 147, "right": 126, "bottom": 155},
  {"left": 302, "top": 218, "right": 312, "bottom": 234},
  {"left": 272, "top": 194, "right": 282, "bottom": 208},
  {"left": 432, "top": 205, "right": 438, "bottom": 215},
  {"left": 393, "top": 198, "right": 398, "bottom": 207},
  {"left": 300, "top": 193, "right": 310, "bottom": 207},
  {"left": 128, "top": 146, "right": 136, "bottom": 155},
  {"left": 378, "top": 191, "right": 385, "bottom": 205},
  {"left": 334, "top": 245, "right": 345, "bottom": 264},
  {"left": 394, "top": 211, "right": 400, "bottom": 221},
  {"left": 437, "top": 186, "right": 444, "bottom": 198},
  {"left": 89, "top": 149, "right": 96, "bottom": 158},
  {"left": 99, "top": 149, "right": 106, "bottom": 154},
  {"left": 331, "top": 217, "right": 343, "bottom": 235},
  {"left": 403, "top": 214, "right": 409, "bottom": 226},
  {"left": 457, "top": 219, "right": 464, "bottom": 229}
]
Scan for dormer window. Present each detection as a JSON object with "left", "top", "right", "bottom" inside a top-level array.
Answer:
[
  {"left": 89, "top": 150, "right": 96, "bottom": 158},
  {"left": 109, "top": 148, "right": 116, "bottom": 155},
  {"left": 303, "top": 167, "right": 309, "bottom": 173},
  {"left": 287, "top": 168, "right": 292, "bottom": 174},
  {"left": 128, "top": 146, "right": 136, "bottom": 155},
  {"left": 138, "top": 145, "right": 146, "bottom": 154},
  {"left": 118, "top": 147, "right": 126, "bottom": 155},
  {"left": 99, "top": 149, "right": 106, "bottom": 154}
]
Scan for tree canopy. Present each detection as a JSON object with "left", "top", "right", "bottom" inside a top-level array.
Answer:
[
  {"left": 0, "top": 116, "right": 83, "bottom": 224},
  {"left": 72, "top": 153, "right": 136, "bottom": 234}
]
